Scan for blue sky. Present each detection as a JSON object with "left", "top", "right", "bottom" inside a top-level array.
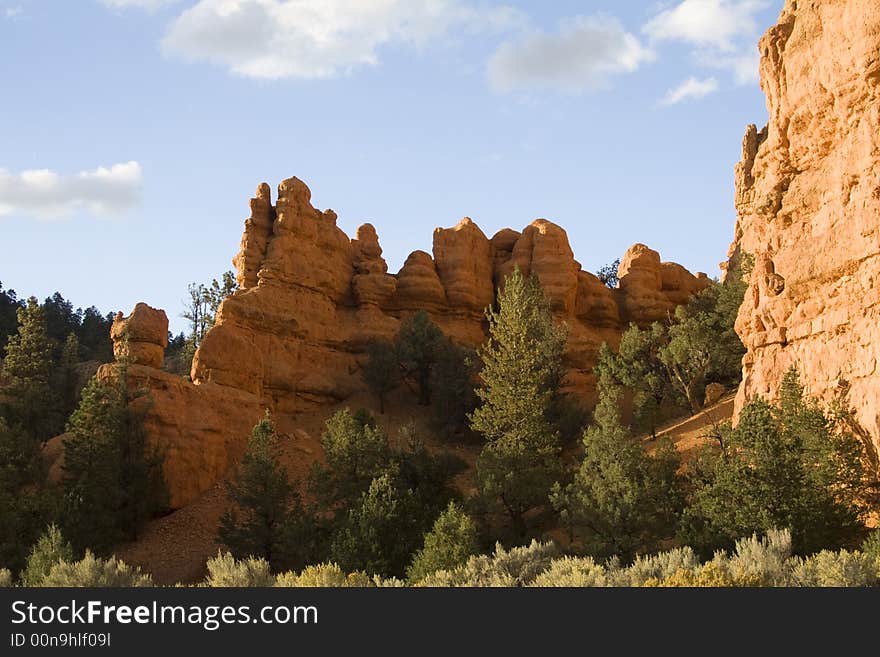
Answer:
[{"left": 0, "top": 0, "right": 783, "bottom": 334}]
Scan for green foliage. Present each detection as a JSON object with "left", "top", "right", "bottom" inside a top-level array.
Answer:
[
  {"left": 329, "top": 473, "right": 421, "bottom": 578},
  {"left": 163, "top": 331, "right": 195, "bottom": 377},
  {"left": 203, "top": 551, "right": 275, "bottom": 587},
  {"left": 596, "top": 259, "right": 620, "bottom": 289},
  {"left": 0, "top": 412, "right": 55, "bottom": 575},
  {"left": 790, "top": 550, "right": 879, "bottom": 587},
  {"left": 420, "top": 540, "right": 558, "bottom": 587},
  {"left": 407, "top": 501, "right": 479, "bottom": 582},
  {"left": 218, "top": 412, "right": 315, "bottom": 572},
  {"left": 680, "top": 368, "right": 868, "bottom": 556},
  {"left": 275, "top": 563, "right": 373, "bottom": 587},
  {"left": 181, "top": 271, "right": 238, "bottom": 349},
  {"left": 308, "top": 409, "right": 392, "bottom": 514},
  {"left": 0, "top": 281, "right": 23, "bottom": 353},
  {"left": 1, "top": 297, "right": 63, "bottom": 443},
  {"left": 470, "top": 268, "right": 566, "bottom": 538},
  {"left": 61, "top": 365, "right": 168, "bottom": 555},
  {"left": 362, "top": 340, "right": 400, "bottom": 414},
  {"left": 429, "top": 339, "right": 479, "bottom": 438},
  {"left": 0, "top": 569, "right": 11, "bottom": 587},
  {"left": 307, "top": 412, "right": 461, "bottom": 577},
  {"left": 39, "top": 551, "right": 153, "bottom": 587},
  {"left": 530, "top": 556, "right": 609, "bottom": 587},
  {"left": 658, "top": 281, "right": 745, "bottom": 412},
  {"left": 397, "top": 311, "right": 444, "bottom": 405},
  {"left": 21, "top": 525, "right": 74, "bottom": 587},
  {"left": 642, "top": 562, "right": 761, "bottom": 587},
  {"left": 552, "top": 375, "right": 683, "bottom": 561},
  {"left": 596, "top": 326, "right": 681, "bottom": 438}
]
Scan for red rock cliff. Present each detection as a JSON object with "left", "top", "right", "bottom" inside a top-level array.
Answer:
[
  {"left": 727, "top": 0, "right": 880, "bottom": 455},
  {"left": 120, "top": 176, "right": 709, "bottom": 507}
]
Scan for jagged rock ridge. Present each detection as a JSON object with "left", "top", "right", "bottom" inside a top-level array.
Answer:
[{"left": 111, "top": 177, "right": 709, "bottom": 507}]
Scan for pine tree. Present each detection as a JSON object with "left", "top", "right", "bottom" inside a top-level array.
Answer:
[
  {"left": 429, "top": 339, "right": 478, "bottom": 438},
  {"left": 21, "top": 524, "right": 74, "bottom": 586},
  {"left": 469, "top": 267, "right": 567, "bottom": 538},
  {"left": 1, "top": 297, "right": 62, "bottom": 443},
  {"left": 308, "top": 409, "right": 392, "bottom": 514},
  {"left": 0, "top": 417, "right": 54, "bottom": 575},
  {"left": 329, "top": 472, "right": 420, "bottom": 577},
  {"left": 397, "top": 311, "right": 444, "bottom": 405},
  {"left": 406, "top": 501, "right": 479, "bottom": 582},
  {"left": 551, "top": 374, "right": 683, "bottom": 561},
  {"left": 362, "top": 340, "right": 400, "bottom": 414},
  {"left": 61, "top": 365, "right": 167, "bottom": 555},
  {"left": 218, "top": 411, "right": 314, "bottom": 572},
  {"left": 680, "top": 367, "right": 867, "bottom": 556}
]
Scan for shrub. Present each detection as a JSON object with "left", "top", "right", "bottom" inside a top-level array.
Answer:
[
  {"left": 203, "top": 552, "right": 274, "bottom": 587},
  {"left": 790, "top": 550, "right": 879, "bottom": 587},
  {"left": 643, "top": 562, "right": 761, "bottom": 588},
  {"left": 610, "top": 546, "right": 701, "bottom": 587},
  {"left": 0, "top": 569, "right": 12, "bottom": 587},
  {"left": 40, "top": 552, "right": 152, "bottom": 587},
  {"left": 421, "top": 540, "right": 558, "bottom": 587},
  {"left": 275, "top": 563, "right": 372, "bottom": 588},
  {"left": 726, "top": 529, "right": 793, "bottom": 586},
  {"left": 530, "top": 556, "right": 608, "bottom": 587}
]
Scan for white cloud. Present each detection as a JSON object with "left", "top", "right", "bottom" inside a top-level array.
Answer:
[
  {"left": 0, "top": 161, "right": 143, "bottom": 220},
  {"left": 161, "top": 0, "right": 524, "bottom": 80},
  {"left": 643, "top": 0, "right": 770, "bottom": 51},
  {"left": 487, "top": 15, "right": 653, "bottom": 94},
  {"left": 99, "top": 0, "right": 181, "bottom": 9},
  {"left": 4, "top": 6, "right": 22, "bottom": 18},
  {"left": 699, "top": 48, "right": 760, "bottom": 84},
  {"left": 660, "top": 76, "right": 718, "bottom": 105}
]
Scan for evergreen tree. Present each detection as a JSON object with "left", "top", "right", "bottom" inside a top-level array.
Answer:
[
  {"left": 329, "top": 472, "right": 420, "bottom": 577},
  {"left": 1, "top": 297, "right": 63, "bottom": 443},
  {"left": 0, "top": 281, "right": 23, "bottom": 352},
  {"left": 551, "top": 374, "right": 683, "bottom": 561},
  {"left": 21, "top": 524, "right": 74, "bottom": 586},
  {"left": 596, "top": 259, "right": 620, "bottom": 289},
  {"left": 61, "top": 365, "right": 167, "bottom": 555},
  {"left": 429, "top": 339, "right": 479, "bottom": 438},
  {"left": 596, "top": 325, "right": 678, "bottom": 439},
  {"left": 362, "top": 340, "right": 400, "bottom": 414},
  {"left": 308, "top": 409, "right": 392, "bottom": 515},
  {"left": 406, "top": 501, "right": 479, "bottom": 582},
  {"left": 218, "top": 411, "right": 314, "bottom": 572},
  {"left": 397, "top": 311, "right": 444, "bottom": 405},
  {"left": 0, "top": 418, "right": 54, "bottom": 575},
  {"left": 469, "top": 267, "right": 567, "bottom": 538},
  {"left": 681, "top": 368, "right": 867, "bottom": 556}
]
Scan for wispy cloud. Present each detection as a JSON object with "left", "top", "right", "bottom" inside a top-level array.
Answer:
[
  {"left": 0, "top": 161, "right": 143, "bottom": 220},
  {"left": 161, "top": 0, "right": 524, "bottom": 80},
  {"left": 659, "top": 76, "right": 719, "bottom": 106},
  {"left": 488, "top": 15, "right": 653, "bottom": 94},
  {"left": 643, "top": 0, "right": 770, "bottom": 87},
  {"left": 4, "top": 5, "right": 23, "bottom": 18}
]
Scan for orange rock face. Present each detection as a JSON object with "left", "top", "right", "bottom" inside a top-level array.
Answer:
[
  {"left": 115, "top": 175, "right": 707, "bottom": 507},
  {"left": 727, "top": 0, "right": 880, "bottom": 454},
  {"left": 110, "top": 303, "right": 168, "bottom": 369}
]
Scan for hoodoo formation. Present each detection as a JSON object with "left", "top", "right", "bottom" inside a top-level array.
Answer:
[
  {"left": 109, "top": 176, "right": 709, "bottom": 507},
  {"left": 726, "top": 0, "right": 880, "bottom": 454}
]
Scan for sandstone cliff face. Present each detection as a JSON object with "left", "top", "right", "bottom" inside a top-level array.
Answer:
[
  {"left": 727, "top": 0, "right": 880, "bottom": 453},
  {"left": 115, "top": 177, "right": 707, "bottom": 507}
]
